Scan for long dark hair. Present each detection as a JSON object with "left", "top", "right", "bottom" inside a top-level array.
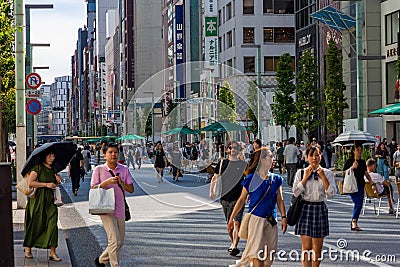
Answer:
[{"left": 244, "top": 147, "right": 271, "bottom": 175}]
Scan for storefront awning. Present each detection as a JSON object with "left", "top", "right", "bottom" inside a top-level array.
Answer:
[
  {"left": 369, "top": 103, "right": 400, "bottom": 115},
  {"left": 310, "top": 6, "right": 356, "bottom": 33}
]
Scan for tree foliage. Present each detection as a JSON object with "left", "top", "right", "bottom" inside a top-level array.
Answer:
[
  {"left": 325, "top": 39, "right": 348, "bottom": 137},
  {"left": 217, "top": 81, "right": 237, "bottom": 122},
  {"left": 295, "top": 49, "right": 321, "bottom": 142},
  {"left": 273, "top": 53, "right": 296, "bottom": 140},
  {"left": 246, "top": 81, "right": 258, "bottom": 138},
  {"left": 0, "top": 0, "right": 16, "bottom": 161}
]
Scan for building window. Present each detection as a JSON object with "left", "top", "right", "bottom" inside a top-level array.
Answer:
[
  {"left": 243, "top": 0, "right": 254, "bottom": 15},
  {"left": 386, "top": 61, "right": 397, "bottom": 104},
  {"left": 274, "top": 27, "right": 295, "bottom": 43},
  {"left": 263, "top": 0, "right": 294, "bottom": 14},
  {"left": 243, "top": 27, "right": 255, "bottom": 43},
  {"left": 226, "top": 3, "right": 232, "bottom": 21},
  {"left": 264, "top": 56, "right": 295, "bottom": 72},
  {"left": 227, "top": 58, "right": 233, "bottom": 76},
  {"left": 264, "top": 28, "right": 273, "bottom": 42},
  {"left": 227, "top": 30, "right": 233, "bottom": 48},
  {"left": 218, "top": 36, "right": 222, "bottom": 52},
  {"left": 218, "top": 10, "right": 222, "bottom": 26},
  {"left": 386, "top": 11, "right": 399, "bottom": 45},
  {"left": 244, "top": 56, "right": 255, "bottom": 73}
]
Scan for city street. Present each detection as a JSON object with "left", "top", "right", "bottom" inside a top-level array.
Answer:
[{"left": 55, "top": 160, "right": 400, "bottom": 266}]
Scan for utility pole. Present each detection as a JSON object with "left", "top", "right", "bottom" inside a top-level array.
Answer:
[
  {"left": 356, "top": 0, "right": 363, "bottom": 131},
  {"left": 15, "top": 0, "right": 27, "bottom": 208}
]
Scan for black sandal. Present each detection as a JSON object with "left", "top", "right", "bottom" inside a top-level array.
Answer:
[{"left": 351, "top": 222, "right": 362, "bottom": 231}]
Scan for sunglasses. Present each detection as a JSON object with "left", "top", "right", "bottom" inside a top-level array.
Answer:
[{"left": 228, "top": 146, "right": 238, "bottom": 150}]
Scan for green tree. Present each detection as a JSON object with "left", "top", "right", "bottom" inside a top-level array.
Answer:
[
  {"left": 217, "top": 81, "right": 237, "bottom": 122},
  {"left": 325, "top": 39, "right": 348, "bottom": 137},
  {"left": 246, "top": 81, "right": 258, "bottom": 138},
  {"left": 295, "top": 49, "right": 321, "bottom": 142},
  {"left": 0, "top": 1, "right": 16, "bottom": 161},
  {"left": 273, "top": 53, "right": 296, "bottom": 140}
]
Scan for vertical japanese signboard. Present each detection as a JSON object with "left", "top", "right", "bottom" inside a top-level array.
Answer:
[
  {"left": 204, "top": 0, "right": 219, "bottom": 77},
  {"left": 175, "top": 5, "right": 185, "bottom": 98}
]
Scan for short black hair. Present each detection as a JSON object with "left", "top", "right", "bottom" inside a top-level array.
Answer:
[{"left": 102, "top": 143, "right": 119, "bottom": 154}]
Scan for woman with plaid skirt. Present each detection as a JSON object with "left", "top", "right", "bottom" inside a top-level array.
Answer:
[{"left": 292, "top": 145, "right": 336, "bottom": 267}]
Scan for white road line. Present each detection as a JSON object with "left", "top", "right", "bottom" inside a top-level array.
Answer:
[
  {"left": 141, "top": 182, "right": 157, "bottom": 188},
  {"left": 185, "top": 196, "right": 220, "bottom": 208}
]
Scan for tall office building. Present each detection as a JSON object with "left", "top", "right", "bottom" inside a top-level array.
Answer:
[
  {"left": 49, "top": 76, "right": 71, "bottom": 135},
  {"left": 218, "top": 0, "right": 295, "bottom": 141}
]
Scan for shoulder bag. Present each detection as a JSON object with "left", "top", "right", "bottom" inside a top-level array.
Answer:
[
  {"left": 287, "top": 170, "right": 304, "bottom": 226},
  {"left": 16, "top": 164, "right": 42, "bottom": 198},
  {"left": 238, "top": 180, "right": 271, "bottom": 240},
  {"left": 212, "top": 159, "right": 224, "bottom": 198}
]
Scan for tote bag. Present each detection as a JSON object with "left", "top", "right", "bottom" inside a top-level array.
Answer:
[
  {"left": 212, "top": 159, "right": 224, "bottom": 198},
  {"left": 89, "top": 187, "right": 115, "bottom": 215},
  {"left": 343, "top": 169, "right": 358, "bottom": 194}
]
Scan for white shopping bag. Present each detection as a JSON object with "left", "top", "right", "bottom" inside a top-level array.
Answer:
[
  {"left": 89, "top": 187, "right": 115, "bottom": 215},
  {"left": 53, "top": 187, "right": 63, "bottom": 206},
  {"left": 343, "top": 169, "right": 358, "bottom": 194}
]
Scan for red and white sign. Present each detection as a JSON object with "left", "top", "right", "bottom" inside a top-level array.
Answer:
[{"left": 25, "top": 73, "right": 42, "bottom": 89}]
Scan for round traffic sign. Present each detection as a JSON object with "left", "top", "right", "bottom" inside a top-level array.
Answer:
[
  {"left": 26, "top": 99, "right": 42, "bottom": 115},
  {"left": 26, "top": 72, "right": 42, "bottom": 89}
]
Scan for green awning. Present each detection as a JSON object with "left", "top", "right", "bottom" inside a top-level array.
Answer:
[
  {"left": 161, "top": 126, "right": 199, "bottom": 135},
  {"left": 369, "top": 103, "right": 400, "bottom": 115},
  {"left": 200, "top": 121, "right": 245, "bottom": 132}
]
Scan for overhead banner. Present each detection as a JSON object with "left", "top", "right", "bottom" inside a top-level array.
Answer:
[{"left": 175, "top": 4, "right": 185, "bottom": 98}]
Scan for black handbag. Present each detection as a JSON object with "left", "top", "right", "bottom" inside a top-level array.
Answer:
[
  {"left": 109, "top": 170, "right": 131, "bottom": 221},
  {"left": 287, "top": 169, "right": 304, "bottom": 226}
]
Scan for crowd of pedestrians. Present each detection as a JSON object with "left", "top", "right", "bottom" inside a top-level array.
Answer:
[{"left": 18, "top": 134, "right": 400, "bottom": 267}]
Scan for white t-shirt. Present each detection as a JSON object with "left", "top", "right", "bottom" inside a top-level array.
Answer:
[
  {"left": 364, "top": 172, "right": 384, "bottom": 195},
  {"left": 283, "top": 144, "right": 299, "bottom": 164}
]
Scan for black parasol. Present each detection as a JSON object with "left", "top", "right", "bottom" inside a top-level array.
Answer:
[{"left": 21, "top": 141, "right": 76, "bottom": 177}]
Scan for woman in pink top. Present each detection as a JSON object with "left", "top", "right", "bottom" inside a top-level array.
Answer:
[{"left": 91, "top": 143, "right": 134, "bottom": 267}]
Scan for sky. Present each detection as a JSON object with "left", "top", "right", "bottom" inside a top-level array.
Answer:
[{"left": 24, "top": 0, "right": 86, "bottom": 85}]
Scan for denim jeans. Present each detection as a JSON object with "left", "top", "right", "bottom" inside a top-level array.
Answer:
[
  {"left": 377, "top": 158, "right": 389, "bottom": 180},
  {"left": 349, "top": 184, "right": 365, "bottom": 221}
]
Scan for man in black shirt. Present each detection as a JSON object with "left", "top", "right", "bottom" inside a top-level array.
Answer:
[{"left": 209, "top": 141, "right": 247, "bottom": 256}]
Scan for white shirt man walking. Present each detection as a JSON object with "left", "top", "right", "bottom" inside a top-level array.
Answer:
[{"left": 283, "top": 137, "right": 299, "bottom": 187}]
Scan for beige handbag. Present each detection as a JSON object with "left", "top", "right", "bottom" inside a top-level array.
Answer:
[
  {"left": 238, "top": 182, "right": 271, "bottom": 240},
  {"left": 16, "top": 175, "right": 36, "bottom": 198}
]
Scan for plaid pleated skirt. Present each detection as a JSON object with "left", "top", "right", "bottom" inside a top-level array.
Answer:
[{"left": 295, "top": 201, "right": 329, "bottom": 238}]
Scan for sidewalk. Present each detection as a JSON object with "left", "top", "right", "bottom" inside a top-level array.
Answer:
[{"left": 12, "top": 201, "right": 72, "bottom": 267}]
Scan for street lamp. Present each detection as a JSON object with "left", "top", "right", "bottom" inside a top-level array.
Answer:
[
  {"left": 241, "top": 44, "right": 262, "bottom": 139},
  {"left": 143, "top": 92, "right": 155, "bottom": 144}
]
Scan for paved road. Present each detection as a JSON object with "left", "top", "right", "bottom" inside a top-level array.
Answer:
[{"left": 57, "top": 162, "right": 400, "bottom": 266}]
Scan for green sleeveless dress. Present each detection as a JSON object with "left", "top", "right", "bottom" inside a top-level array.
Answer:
[{"left": 23, "top": 163, "right": 58, "bottom": 249}]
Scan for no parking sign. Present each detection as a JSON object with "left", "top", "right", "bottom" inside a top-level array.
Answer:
[{"left": 26, "top": 99, "right": 42, "bottom": 115}]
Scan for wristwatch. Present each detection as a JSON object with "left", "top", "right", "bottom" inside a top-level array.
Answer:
[{"left": 282, "top": 215, "right": 287, "bottom": 219}]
